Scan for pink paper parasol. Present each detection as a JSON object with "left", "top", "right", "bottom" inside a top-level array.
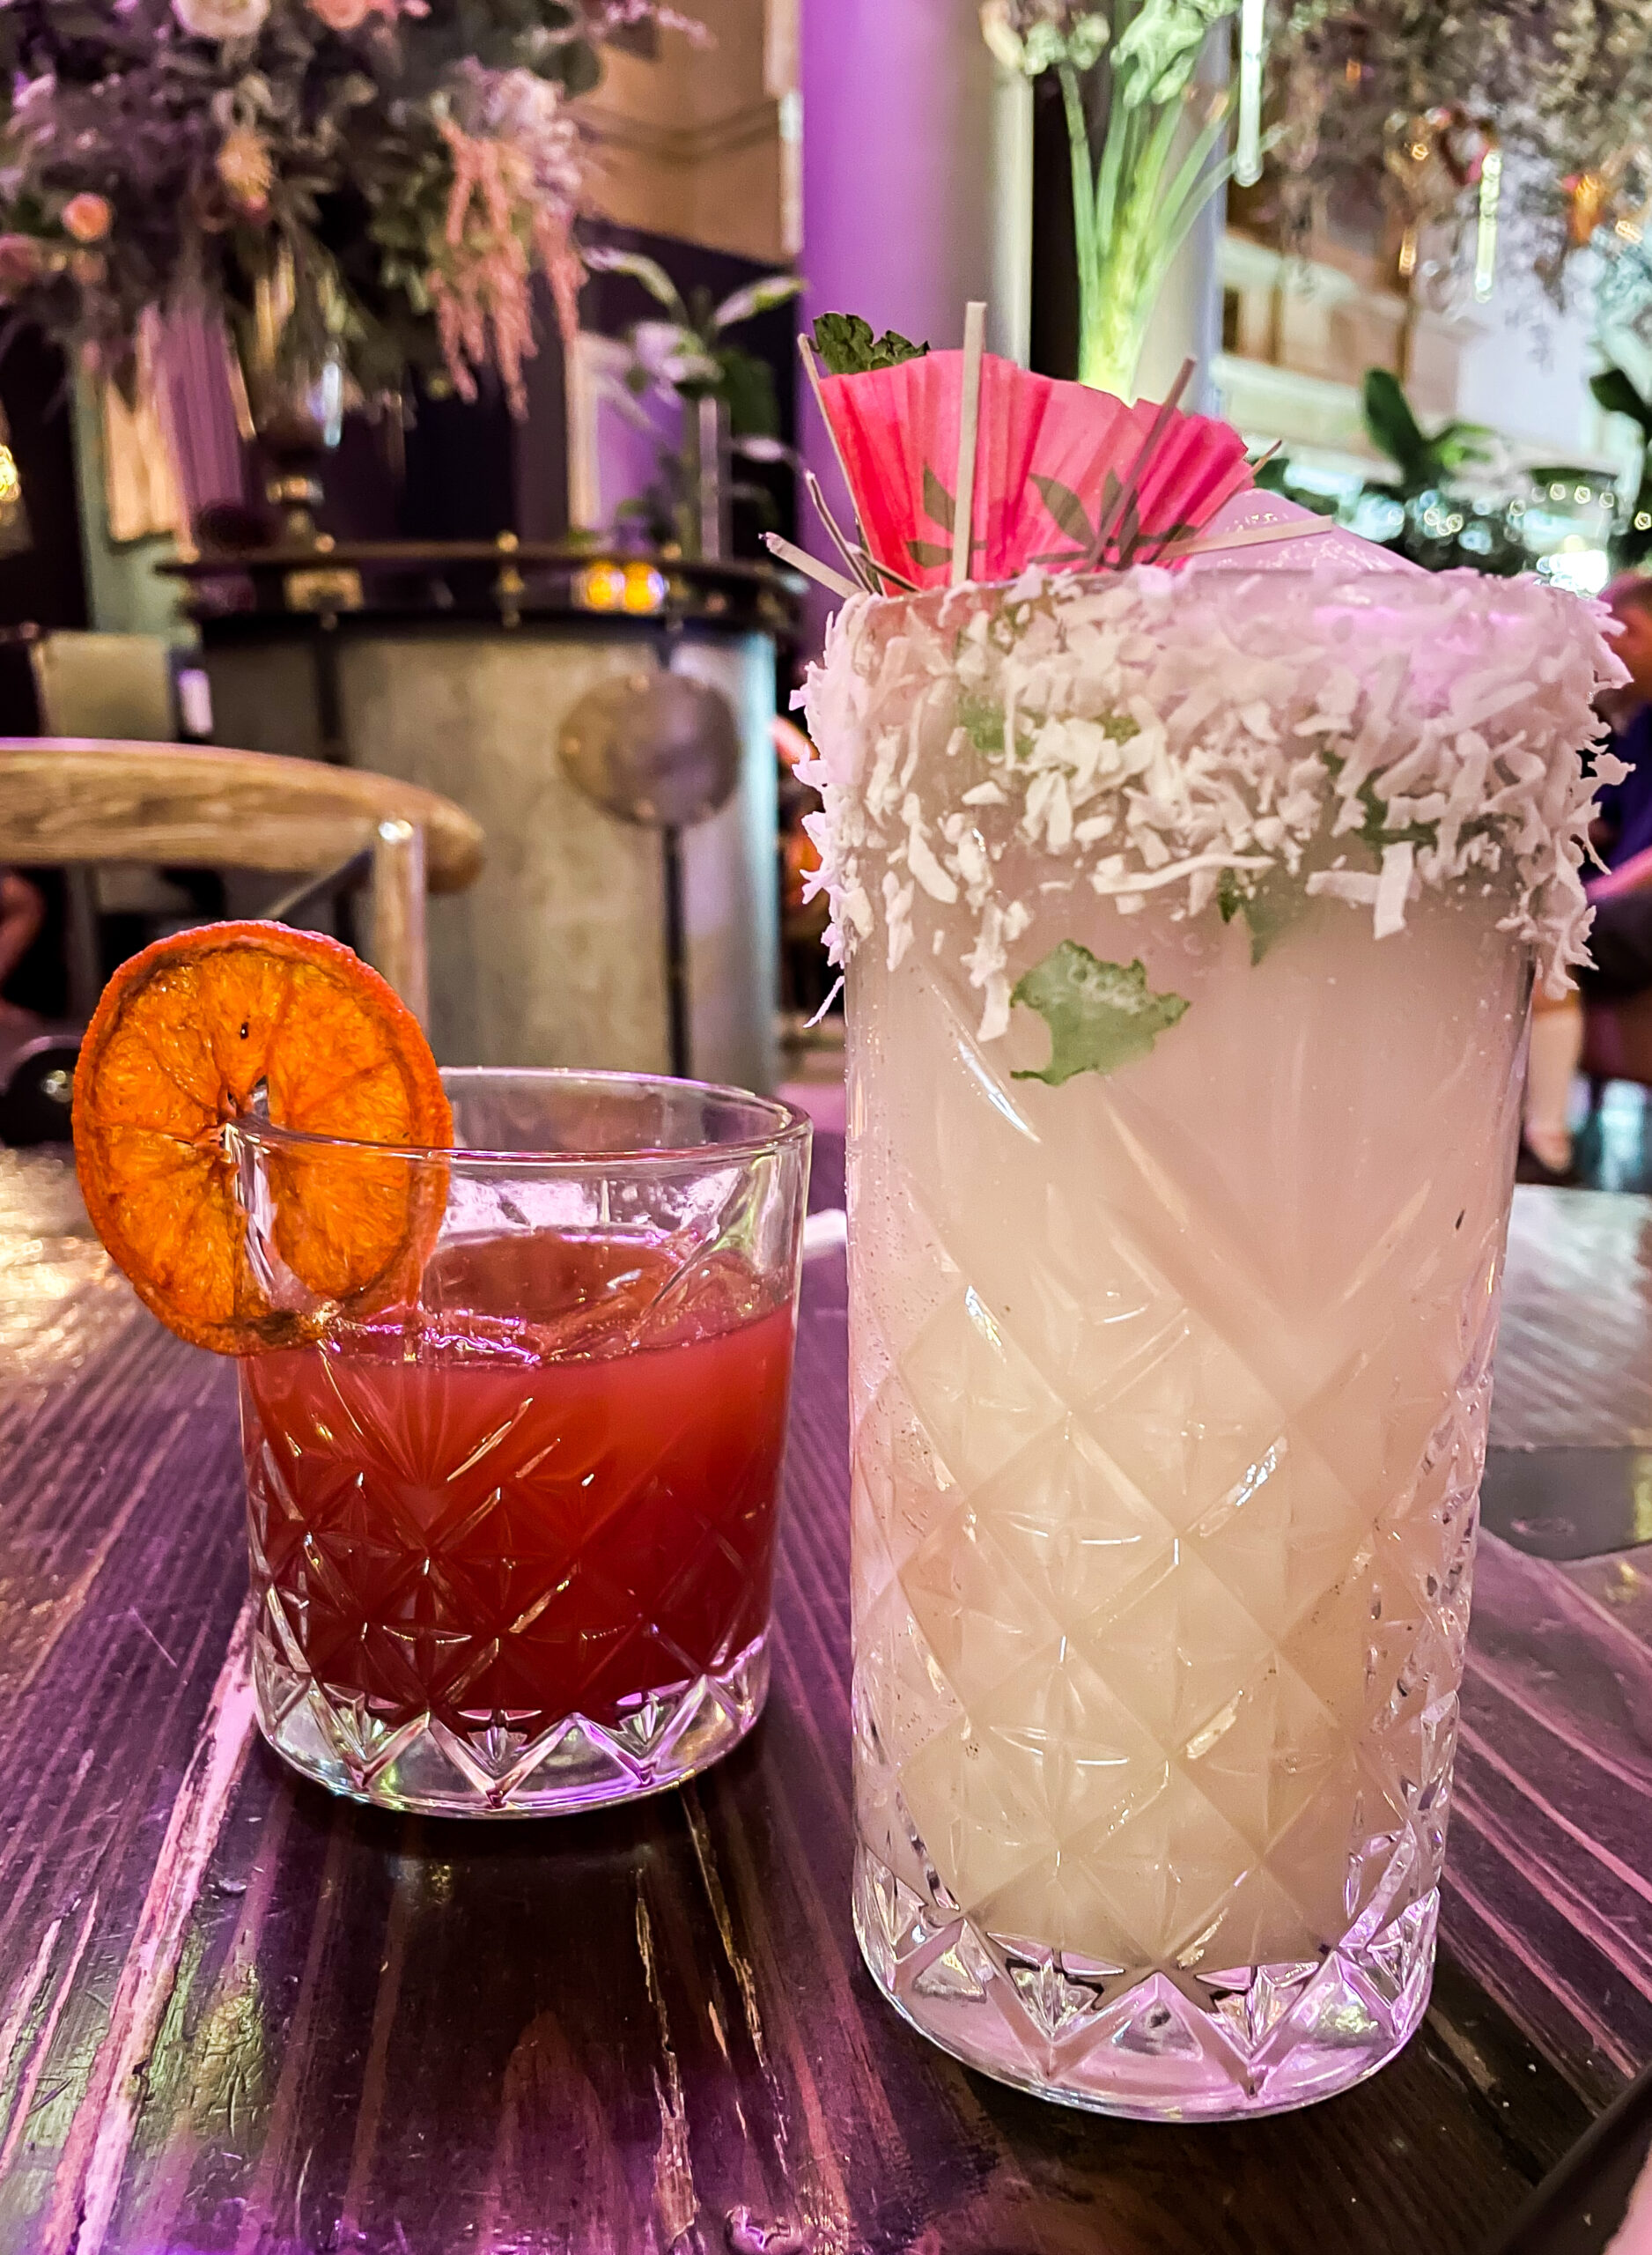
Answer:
[{"left": 815, "top": 351, "right": 1253, "bottom": 589}]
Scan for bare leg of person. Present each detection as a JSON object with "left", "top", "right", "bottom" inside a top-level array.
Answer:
[
  {"left": 1523, "top": 987, "right": 1583, "bottom": 1175},
  {"left": 0, "top": 871, "right": 45, "bottom": 1030}
]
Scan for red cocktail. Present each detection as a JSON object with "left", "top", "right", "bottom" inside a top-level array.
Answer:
[{"left": 235, "top": 1072, "right": 810, "bottom": 1815}]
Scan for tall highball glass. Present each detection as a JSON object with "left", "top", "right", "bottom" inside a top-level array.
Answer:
[{"left": 822, "top": 568, "right": 1604, "bottom": 2118}]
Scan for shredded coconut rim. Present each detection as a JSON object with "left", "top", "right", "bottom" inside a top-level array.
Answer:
[{"left": 795, "top": 563, "right": 1627, "bottom": 1030}]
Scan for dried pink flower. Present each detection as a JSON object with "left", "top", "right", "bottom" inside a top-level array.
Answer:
[
  {"left": 428, "top": 72, "right": 586, "bottom": 413},
  {"left": 62, "top": 193, "right": 113, "bottom": 244},
  {"left": 430, "top": 119, "right": 536, "bottom": 415}
]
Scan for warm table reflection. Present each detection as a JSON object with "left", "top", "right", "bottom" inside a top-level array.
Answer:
[{"left": 1, "top": 1145, "right": 1649, "bottom": 2253}]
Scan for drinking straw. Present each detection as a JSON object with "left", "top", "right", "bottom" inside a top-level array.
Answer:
[
  {"left": 1085, "top": 355, "right": 1195, "bottom": 569},
  {"left": 763, "top": 530, "right": 860, "bottom": 601},
  {"left": 951, "top": 300, "right": 987, "bottom": 588}
]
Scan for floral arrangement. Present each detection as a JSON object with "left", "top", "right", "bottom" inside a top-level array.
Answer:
[
  {"left": 0, "top": 0, "right": 701, "bottom": 413},
  {"left": 1262, "top": 2, "right": 1652, "bottom": 296},
  {"left": 587, "top": 247, "right": 800, "bottom": 554},
  {"left": 980, "top": 0, "right": 1243, "bottom": 396}
]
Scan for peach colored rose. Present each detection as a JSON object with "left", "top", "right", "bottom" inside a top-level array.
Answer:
[
  {"left": 306, "top": 0, "right": 374, "bottom": 28},
  {"left": 62, "top": 193, "right": 112, "bottom": 245}
]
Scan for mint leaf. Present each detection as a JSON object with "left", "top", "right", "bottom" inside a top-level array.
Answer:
[
  {"left": 812, "top": 313, "right": 931, "bottom": 375},
  {"left": 1216, "top": 870, "right": 1289, "bottom": 965},
  {"left": 1323, "top": 753, "right": 1438, "bottom": 858},
  {"left": 1010, "top": 943, "right": 1189, "bottom": 1086}
]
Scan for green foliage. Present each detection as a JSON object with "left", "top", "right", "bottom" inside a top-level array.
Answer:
[
  {"left": 1591, "top": 362, "right": 1652, "bottom": 571},
  {"left": 1216, "top": 869, "right": 1292, "bottom": 964},
  {"left": 982, "top": 3, "right": 1109, "bottom": 76},
  {"left": 1010, "top": 942, "right": 1189, "bottom": 1086},
  {"left": 1346, "top": 369, "right": 1524, "bottom": 575},
  {"left": 584, "top": 247, "right": 685, "bottom": 314},
  {"left": 714, "top": 346, "right": 780, "bottom": 439},
  {"left": 1251, "top": 455, "right": 1339, "bottom": 516},
  {"left": 810, "top": 313, "right": 930, "bottom": 376},
  {"left": 1110, "top": 0, "right": 1235, "bottom": 107},
  {"left": 1009, "top": 0, "right": 1247, "bottom": 394},
  {"left": 604, "top": 255, "right": 798, "bottom": 551},
  {"left": 1591, "top": 366, "right": 1652, "bottom": 434},
  {"left": 1361, "top": 369, "right": 1494, "bottom": 498}
]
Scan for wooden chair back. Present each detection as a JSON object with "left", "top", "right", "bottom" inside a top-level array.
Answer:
[
  {"left": 0, "top": 738, "right": 483, "bottom": 1024},
  {"left": 30, "top": 633, "right": 176, "bottom": 742}
]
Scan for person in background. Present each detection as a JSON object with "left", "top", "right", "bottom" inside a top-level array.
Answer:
[
  {"left": 0, "top": 869, "right": 44, "bottom": 1032},
  {"left": 1522, "top": 573, "right": 1652, "bottom": 1180},
  {"left": 771, "top": 715, "right": 837, "bottom": 1021}
]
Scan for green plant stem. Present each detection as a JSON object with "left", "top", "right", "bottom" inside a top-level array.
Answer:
[
  {"left": 1059, "top": 63, "right": 1098, "bottom": 319},
  {"left": 1060, "top": 12, "right": 1243, "bottom": 401}
]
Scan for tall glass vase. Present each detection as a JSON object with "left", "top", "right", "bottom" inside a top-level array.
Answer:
[{"left": 826, "top": 570, "right": 1578, "bottom": 2120}]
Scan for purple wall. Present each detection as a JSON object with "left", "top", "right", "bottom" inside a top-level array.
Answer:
[{"left": 798, "top": 0, "right": 996, "bottom": 643}]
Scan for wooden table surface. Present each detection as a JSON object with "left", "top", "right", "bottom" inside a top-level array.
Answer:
[{"left": 2, "top": 1144, "right": 1649, "bottom": 2255}]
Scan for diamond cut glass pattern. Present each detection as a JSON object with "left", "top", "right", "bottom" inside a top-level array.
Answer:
[
  {"left": 236, "top": 1069, "right": 809, "bottom": 1816},
  {"left": 847, "top": 884, "right": 1528, "bottom": 2117}
]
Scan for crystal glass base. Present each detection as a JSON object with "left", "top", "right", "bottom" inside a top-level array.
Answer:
[
  {"left": 251, "top": 1618, "right": 770, "bottom": 1816},
  {"left": 853, "top": 1837, "right": 1435, "bottom": 2121}
]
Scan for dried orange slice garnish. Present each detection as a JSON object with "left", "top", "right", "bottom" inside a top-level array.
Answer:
[{"left": 73, "top": 921, "right": 452, "bottom": 1355}]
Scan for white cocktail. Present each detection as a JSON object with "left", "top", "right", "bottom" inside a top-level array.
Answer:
[{"left": 806, "top": 566, "right": 1613, "bottom": 2117}]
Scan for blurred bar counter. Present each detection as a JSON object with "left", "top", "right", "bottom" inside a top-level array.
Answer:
[{"left": 165, "top": 543, "right": 803, "bottom": 1091}]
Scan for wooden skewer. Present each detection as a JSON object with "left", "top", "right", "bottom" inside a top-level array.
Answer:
[
  {"left": 950, "top": 300, "right": 987, "bottom": 588},
  {"left": 1170, "top": 516, "right": 1339, "bottom": 558},
  {"left": 1085, "top": 356, "right": 1196, "bottom": 570},
  {"left": 805, "top": 469, "right": 880, "bottom": 593},
  {"left": 797, "top": 336, "right": 869, "bottom": 549},
  {"left": 1139, "top": 440, "right": 1286, "bottom": 566},
  {"left": 855, "top": 546, "right": 918, "bottom": 593},
  {"left": 763, "top": 531, "right": 861, "bottom": 602}
]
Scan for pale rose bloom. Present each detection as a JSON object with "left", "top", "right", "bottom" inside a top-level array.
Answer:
[
  {"left": 172, "top": 0, "right": 271, "bottom": 38},
  {"left": 62, "top": 192, "right": 112, "bottom": 244}
]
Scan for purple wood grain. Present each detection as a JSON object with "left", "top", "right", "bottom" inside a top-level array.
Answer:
[{"left": 0, "top": 1148, "right": 1631, "bottom": 2255}]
